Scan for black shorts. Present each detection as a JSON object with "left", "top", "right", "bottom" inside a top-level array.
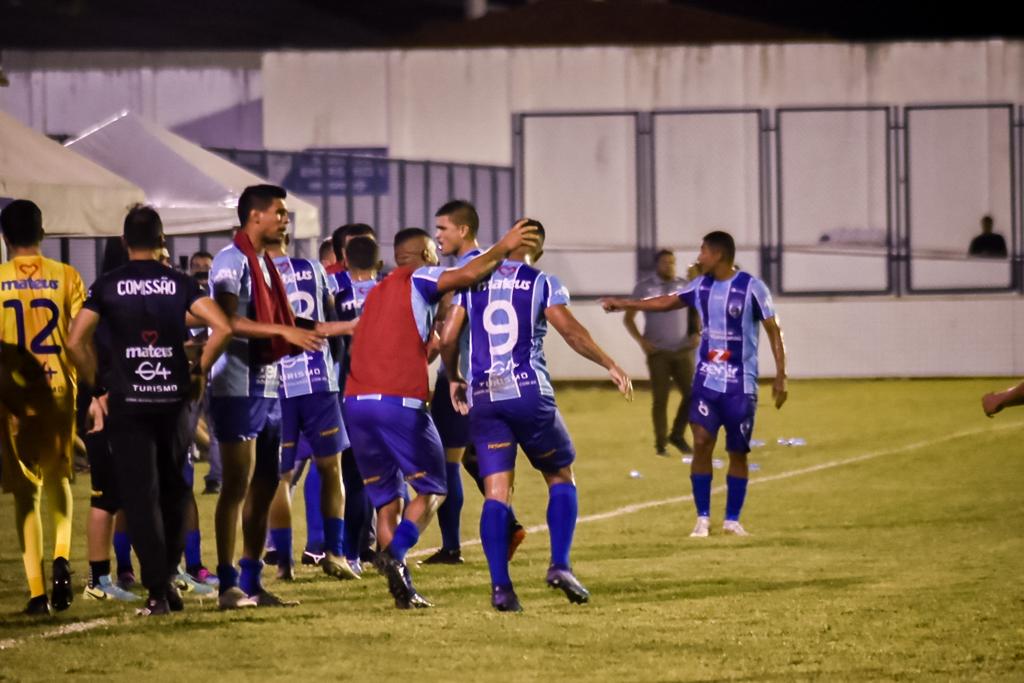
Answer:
[
  {"left": 85, "top": 429, "right": 120, "bottom": 513},
  {"left": 106, "top": 404, "right": 193, "bottom": 496}
]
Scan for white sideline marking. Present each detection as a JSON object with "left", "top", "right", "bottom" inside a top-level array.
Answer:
[
  {"left": 410, "top": 420, "right": 1023, "bottom": 558},
  {"left": 0, "top": 617, "right": 111, "bottom": 651},
  {"left": 1, "top": 421, "right": 1017, "bottom": 649}
]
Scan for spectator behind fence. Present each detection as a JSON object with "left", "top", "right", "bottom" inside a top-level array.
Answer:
[{"left": 968, "top": 215, "right": 1007, "bottom": 258}]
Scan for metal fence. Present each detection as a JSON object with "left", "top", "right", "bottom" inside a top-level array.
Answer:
[{"left": 515, "top": 104, "right": 1024, "bottom": 297}]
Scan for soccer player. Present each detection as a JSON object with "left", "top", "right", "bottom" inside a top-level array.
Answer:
[
  {"left": 343, "top": 220, "right": 540, "bottom": 609},
  {"left": 265, "top": 235, "right": 359, "bottom": 581},
  {"left": 67, "top": 205, "right": 232, "bottom": 616},
  {"left": 0, "top": 199, "right": 84, "bottom": 616},
  {"left": 425, "top": 199, "right": 526, "bottom": 565},
  {"left": 187, "top": 250, "right": 221, "bottom": 496},
  {"left": 602, "top": 231, "right": 788, "bottom": 538},
  {"left": 318, "top": 239, "right": 336, "bottom": 270},
  {"left": 330, "top": 234, "right": 381, "bottom": 569},
  {"left": 982, "top": 380, "right": 1024, "bottom": 416},
  {"left": 208, "top": 185, "right": 324, "bottom": 609},
  {"left": 441, "top": 220, "right": 633, "bottom": 612},
  {"left": 327, "top": 223, "right": 375, "bottom": 275}
]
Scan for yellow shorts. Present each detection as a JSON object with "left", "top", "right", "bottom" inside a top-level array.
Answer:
[{"left": 0, "top": 394, "right": 75, "bottom": 493}]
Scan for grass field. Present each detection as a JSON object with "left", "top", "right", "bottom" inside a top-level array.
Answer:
[{"left": 0, "top": 379, "right": 1022, "bottom": 681}]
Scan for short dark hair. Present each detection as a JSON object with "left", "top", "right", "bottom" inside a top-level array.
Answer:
[
  {"left": 521, "top": 218, "right": 545, "bottom": 244},
  {"left": 435, "top": 200, "right": 479, "bottom": 238},
  {"left": 394, "top": 227, "right": 431, "bottom": 250},
  {"left": 344, "top": 236, "right": 379, "bottom": 271},
  {"left": 654, "top": 249, "right": 674, "bottom": 263},
  {"left": 331, "top": 223, "right": 375, "bottom": 260},
  {"left": 123, "top": 205, "right": 164, "bottom": 250},
  {"left": 0, "top": 199, "right": 43, "bottom": 247},
  {"left": 237, "top": 184, "right": 286, "bottom": 227},
  {"left": 190, "top": 250, "right": 213, "bottom": 265},
  {"left": 319, "top": 239, "right": 334, "bottom": 260},
  {"left": 702, "top": 230, "right": 736, "bottom": 263}
]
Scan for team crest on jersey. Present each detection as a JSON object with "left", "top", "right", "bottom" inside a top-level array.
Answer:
[
  {"left": 728, "top": 302, "right": 743, "bottom": 318},
  {"left": 497, "top": 264, "right": 518, "bottom": 277}
]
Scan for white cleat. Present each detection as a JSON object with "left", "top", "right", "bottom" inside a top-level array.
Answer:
[
  {"left": 218, "top": 586, "right": 258, "bottom": 610},
  {"left": 722, "top": 520, "right": 750, "bottom": 536},
  {"left": 689, "top": 516, "right": 710, "bottom": 538}
]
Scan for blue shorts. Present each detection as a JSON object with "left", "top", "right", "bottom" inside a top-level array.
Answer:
[
  {"left": 689, "top": 387, "right": 756, "bottom": 454},
  {"left": 280, "top": 393, "right": 348, "bottom": 473},
  {"left": 431, "top": 374, "right": 470, "bottom": 449},
  {"left": 209, "top": 396, "right": 282, "bottom": 481},
  {"left": 469, "top": 394, "right": 576, "bottom": 479},
  {"left": 342, "top": 396, "right": 446, "bottom": 509}
]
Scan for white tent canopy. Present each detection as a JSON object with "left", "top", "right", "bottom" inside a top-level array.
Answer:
[
  {"left": 65, "top": 111, "right": 321, "bottom": 238},
  {"left": 0, "top": 109, "right": 144, "bottom": 236}
]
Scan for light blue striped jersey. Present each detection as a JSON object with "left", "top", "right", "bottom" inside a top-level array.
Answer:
[
  {"left": 273, "top": 256, "right": 338, "bottom": 397},
  {"left": 330, "top": 270, "right": 379, "bottom": 394},
  {"left": 209, "top": 243, "right": 280, "bottom": 398},
  {"left": 677, "top": 271, "right": 776, "bottom": 396},
  {"left": 453, "top": 259, "right": 570, "bottom": 405},
  {"left": 439, "top": 247, "right": 482, "bottom": 380}
]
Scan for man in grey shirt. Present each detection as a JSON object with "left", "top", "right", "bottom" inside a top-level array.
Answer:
[{"left": 624, "top": 249, "right": 699, "bottom": 456}]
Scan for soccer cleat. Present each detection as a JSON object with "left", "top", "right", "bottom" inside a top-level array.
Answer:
[
  {"left": 136, "top": 597, "right": 170, "bottom": 617},
  {"left": 263, "top": 549, "right": 279, "bottom": 566},
  {"left": 419, "top": 548, "right": 464, "bottom": 565},
  {"left": 668, "top": 434, "right": 693, "bottom": 455},
  {"left": 175, "top": 572, "right": 214, "bottom": 596},
  {"left": 117, "top": 570, "right": 137, "bottom": 591},
  {"left": 689, "top": 516, "right": 711, "bottom": 538},
  {"left": 218, "top": 586, "right": 258, "bottom": 610},
  {"left": 378, "top": 547, "right": 413, "bottom": 607},
  {"left": 276, "top": 563, "right": 295, "bottom": 581},
  {"left": 346, "top": 559, "right": 363, "bottom": 578},
  {"left": 491, "top": 585, "right": 523, "bottom": 613},
  {"left": 655, "top": 447, "right": 669, "bottom": 457},
  {"left": 722, "top": 520, "right": 750, "bottom": 536},
  {"left": 166, "top": 584, "right": 184, "bottom": 612},
  {"left": 545, "top": 566, "right": 590, "bottom": 605},
  {"left": 251, "top": 589, "right": 299, "bottom": 608},
  {"left": 188, "top": 566, "right": 219, "bottom": 587},
  {"left": 508, "top": 524, "right": 527, "bottom": 561},
  {"left": 321, "top": 553, "right": 360, "bottom": 580},
  {"left": 407, "top": 591, "right": 434, "bottom": 609},
  {"left": 23, "top": 595, "right": 53, "bottom": 616},
  {"left": 301, "top": 550, "right": 325, "bottom": 566},
  {"left": 51, "top": 557, "right": 73, "bottom": 611},
  {"left": 83, "top": 575, "right": 140, "bottom": 602}
]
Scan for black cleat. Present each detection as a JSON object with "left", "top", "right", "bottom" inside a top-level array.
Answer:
[
  {"left": 136, "top": 597, "right": 170, "bottom": 616},
  {"left": 51, "top": 557, "right": 73, "bottom": 611},
  {"left": 23, "top": 595, "right": 52, "bottom": 616},
  {"left": 263, "top": 549, "right": 279, "bottom": 566},
  {"left": 166, "top": 583, "right": 184, "bottom": 612},
  {"left": 276, "top": 563, "right": 295, "bottom": 581},
  {"left": 407, "top": 591, "right": 434, "bottom": 609},
  {"left": 668, "top": 434, "right": 693, "bottom": 455},
  {"left": 491, "top": 585, "right": 523, "bottom": 613},
  {"left": 545, "top": 566, "right": 590, "bottom": 605},
  {"left": 419, "top": 548, "right": 464, "bottom": 565},
  {"left": 379, "top": 547, "right": 413, "bottom": 607}
]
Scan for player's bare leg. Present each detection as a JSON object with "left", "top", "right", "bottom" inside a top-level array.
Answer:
[
  {"left": 314, "top": 454, "right": 359, "bottom": 580},
  {"left": 689, "top": 423, "right": 716, "bottom": 538},
  {"left": 722, "top": 451, "right": 750, "bottom": 536}
]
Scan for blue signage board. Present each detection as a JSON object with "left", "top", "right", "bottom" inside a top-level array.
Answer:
[{"left": 283, "top": 147, "right": 389, "bottom": 197}]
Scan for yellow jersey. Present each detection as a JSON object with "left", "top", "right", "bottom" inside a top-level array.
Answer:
[{"left": 0, "top": 254, "right": 85, "bottom": 402}]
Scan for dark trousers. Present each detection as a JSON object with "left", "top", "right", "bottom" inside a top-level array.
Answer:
[
  {"left": 108, "top": 403, "right": 191, "bottom": 597},
  {"left": 646, "top": 348, "right": 695, "bottom": 450}
]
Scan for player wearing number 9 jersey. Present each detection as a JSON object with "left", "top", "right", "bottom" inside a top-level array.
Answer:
[
  {"left": 0, "top": 199, "right": 85, "bottom": 615},
  {"left": 440, "top": 220, "right": 633, "bottom": 613}
]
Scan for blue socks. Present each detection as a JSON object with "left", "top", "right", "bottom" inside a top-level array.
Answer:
[
  {"left": 437, "top": 462, "right": 464, "bottom": 551},
  {"left": 324, "top": 517, "right": 344, "bottom": 557},
  {"left": 269, "top": 528, "right": 293, "bottom": 567},
  {"left": 480, "top": 499, "right": 512, "bottom": 589},
  {"left": 217, "top": 564, "right": 238, "bottom": 594},
  {"left": 239, "top": 557, "right": 264, "bottom": 596},
  {"left": 725, "top": 475, "right": 748, "bottom": 522},
  {"left": 547, "top": 483, "right": 578, "bottom": 570},
  {"left": 185, "top": 530, "right": 202, "bottom": 572},
  {"left": 691, "top": 473, "right": 712, "bottom": 518},
  {"left": 113, "top": 530, "right": 133, "bottom": 575},
  {"left": 388, "top": 519, "right": 420, "bottom": 562},
  {"left": 303, "top": 463, "right": 324, "bottom": 553}
]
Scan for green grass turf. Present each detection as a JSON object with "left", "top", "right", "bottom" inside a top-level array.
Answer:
[{"left": 0, "top": 379, "right": 1022, "bottom": 681}]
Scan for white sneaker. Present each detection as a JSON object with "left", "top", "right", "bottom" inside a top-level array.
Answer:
[
  {"left": 218, "top": 586, "right": 258, "bottom": 610},
  {"left": 689, "top": 516, "right": 710, "bottom": 538},
  {"left": 722, "top": 520, "right": 750, "bottom": 536}
]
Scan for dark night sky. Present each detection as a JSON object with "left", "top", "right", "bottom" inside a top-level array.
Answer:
[{"left": 0, "top": 0, "right": 1019, "bottom": 50}]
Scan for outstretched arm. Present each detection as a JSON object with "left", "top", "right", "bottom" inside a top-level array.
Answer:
[
  {"left": 214, "top": 291, "right": 324, "bottom": 352},
  {"left": 67, "top": 308, "right": 101, "bottom": 386},
  {"left": 546, "top": 304, "right": 633, "bottom": 401},
  {"left": 601, "top": 294, "right": 684, "bottom": 313},
  {"left": 762, "top": 316, "right": 788, "bottom": 409},
  {"left": 982, "top": 379, "right": 1024, "bottom": 417},
  {"left": 436, "top": 220, "right": 540, "bottom": 293}
]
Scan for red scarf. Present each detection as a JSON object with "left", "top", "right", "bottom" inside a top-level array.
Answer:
[{"left": 232, "top": 230, "right": 298, "bottom": 363}]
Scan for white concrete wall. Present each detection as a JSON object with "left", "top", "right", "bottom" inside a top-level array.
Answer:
[{"left": 549, "top": 297, "right": 1024, "bottom": 380}]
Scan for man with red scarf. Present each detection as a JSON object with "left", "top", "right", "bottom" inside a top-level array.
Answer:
[{"left": 208, "top": 185, "right": 323, "bottom": 609}]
